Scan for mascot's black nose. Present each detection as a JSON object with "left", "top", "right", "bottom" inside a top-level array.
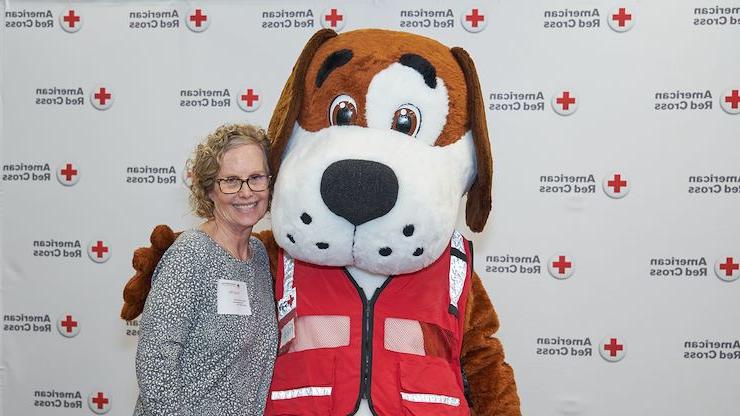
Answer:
[{"left": 320, "top": 159, "right": 398, "bottom": 226}]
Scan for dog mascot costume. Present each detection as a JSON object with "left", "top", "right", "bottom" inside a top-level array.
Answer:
[{"left": 122, "top": 29, "right": 520, "bottom": 416}]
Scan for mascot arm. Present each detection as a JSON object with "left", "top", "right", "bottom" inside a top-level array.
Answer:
[
  {"left": 462, "top": 273, "right": 521, "bottom": 416},
  {"left": 121, "top": 225, "right": 179, "bottom": 320},
  {"left": 253, "top": 230, "right": 279, "bottom": 280}
]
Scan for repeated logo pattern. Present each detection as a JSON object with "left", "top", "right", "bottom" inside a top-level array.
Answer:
[{"left": 2, "top": 3, "right": 738, "bottom": 416}]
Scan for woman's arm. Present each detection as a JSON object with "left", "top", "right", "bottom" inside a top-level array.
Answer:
[{"left": 135, "top": 240, "right": 200, "bottom": 416}]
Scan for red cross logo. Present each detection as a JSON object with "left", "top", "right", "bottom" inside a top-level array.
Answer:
[
  {"left": 612, "top": 8, "right": 632, "bottom": 27},
  {"left": 91, "top": 241, "right": 109, "bottom": 258},
  {"left": 88, "top": 391, "right": 111, "bottom": 414},
  {"left": 719, "top": 257, "right": 739, "bottom": 277},
  {"left": 725, "top": 90, "right": 740, "bottom": 109},
  {"left": 241, "top": 89, "right": 259, "bottom": 106},
  {"left": 287, "top": 294, "right": 295, "bottom": 307},
  {"left": 238, "top": 88, "right": 262, "bottom": 112},
  {"left": 607, "top": 174, "right": 627, "bottom": 193},
  {"left": 190, "top": 9, "right": 207, "bottom": 27},
  {"left": 60, "top": 163, "right": 78, "bottom": 182},
  {"left": 556, "top": 91, "right": 576, "bottom": 110},
  {"left": 59, "top": 9, "right": 83, "bottom": 33},
  {"left": 603, "top": 172, "right": 630, "bottom": 198},
  {"left": 603, "top": 338, "right": 624, "bottom": 357},
  {"left": 90, "top": 86, "right": 113, "bottom": 110},
  {"left": 57, "top": 313, "right": 80, "bottom": 337},
  {"left": 325, "top": 9, "right": 343, "bottom": 27},
  {"left": 552, "top": 256, "right": 572, "bottom": 275},
  {"left": 94, "top": 88, "right": 111, "bottom": 105},
  {"left": 60, "top": 315, "right": 78, "bottom": 333},
  {"left": 466, "top": 9, "right": 485, "bottom": 27},
  {"left": 57, "top": 162, "right": 80, "bottom": 186},
  {"left": 91, "top": 392, "right": 108, "bottom": 409},
  {"left": 548, "top": 254, "right": 574, "bottom": 279},
  {"left": 721, "top": 88, "right": 740, "bottom": 114},
  {"left": 88, "top": 239, "right": 111, "bottom": 263},
  {"left": 64, "top": 10, "right": 80, "bottom": 27}
]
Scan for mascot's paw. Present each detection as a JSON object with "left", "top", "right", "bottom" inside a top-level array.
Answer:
[{"left": 120, "top": 225, "right": 179, "bottom": 320}]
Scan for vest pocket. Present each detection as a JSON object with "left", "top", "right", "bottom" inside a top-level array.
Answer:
[
  {"left": 398, "top": 356, "right": 468, "bottom": 415},
  {"left": 385, "top": 318, "right": 456, "bottom": 361},
  {"left": 269, "top": 350, "right": 335, "bottom": 415}
]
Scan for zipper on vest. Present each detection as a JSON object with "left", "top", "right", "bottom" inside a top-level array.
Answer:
[
  {"left": 363, "top": 303, "right": 372, "bottom": 399},
  {"left": 343, "top": 269, "right": 392, "bottom": 415}
]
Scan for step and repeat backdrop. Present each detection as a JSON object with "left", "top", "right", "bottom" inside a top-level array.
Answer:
[{"left": 2, "top": 0, "right": 738, "bottom": 415}]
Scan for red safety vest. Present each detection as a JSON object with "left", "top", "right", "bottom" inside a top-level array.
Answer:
[{"left": 265, "top": 231, "right": 473, "bottom": 416}]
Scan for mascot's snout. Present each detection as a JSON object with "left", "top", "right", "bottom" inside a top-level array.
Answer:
[{"left": 320, "top": 159, "right": 399, "bottom": 227}]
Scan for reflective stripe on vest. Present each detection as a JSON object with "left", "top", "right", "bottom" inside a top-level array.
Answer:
[{"left": 449, "top": 230, "right": 466, "bottom": 316}]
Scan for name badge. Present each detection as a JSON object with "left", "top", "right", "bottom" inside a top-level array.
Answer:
[{"left": 217, "top": 279, "right": 251, "bottom": 316}]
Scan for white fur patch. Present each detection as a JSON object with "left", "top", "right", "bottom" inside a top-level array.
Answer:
[
  {"left": 365, "top": 63, "right": 448, "bottom": 146},
  {"left": 271, "top": 124, "right": 476, "bottom": 276}
]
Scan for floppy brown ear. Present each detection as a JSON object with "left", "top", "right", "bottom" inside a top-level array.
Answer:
[
  {"left": 268, "top": 29, "right": 336, "bottom": 180},
  {"left": 451, "top": 47, "right": 492, "bottom": 233}
]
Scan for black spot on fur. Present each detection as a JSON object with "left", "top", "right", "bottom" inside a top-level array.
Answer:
[
  {"left": 403, "top": 225, "right": 415, "bottom": 237},
  {"left": 379, "top": 247, "right": 392, "bottom": 257},
  {"left": 301, "top": 213, "right": 312, "bottom": 224},
  {"left": 413, "top": 248, "right": 424, "bottom": 256},
  {"left": 316, "top": 49, "right": 353, "bottom": 88},
  {"left": 316, "top": 242, "right": 329, "bottom": 249},
  {"left": 287, "top": 234, "right": 295, "bottom": 244},
  {"left": 399, "top": 54, "right": 437, "bottom": 89}
]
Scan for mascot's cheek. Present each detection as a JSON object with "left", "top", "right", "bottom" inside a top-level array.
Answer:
[{"left": 271, "top": 126, "right": 475, "bottom": 274}]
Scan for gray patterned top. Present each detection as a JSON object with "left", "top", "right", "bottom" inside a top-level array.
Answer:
[{"left": 134, "top": 229, "right": 277, "bottom": 416}]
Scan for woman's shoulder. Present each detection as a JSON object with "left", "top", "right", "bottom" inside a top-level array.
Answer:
[
  {"left": 249, "top": 234, "right": 268, "bottom": 259},
  {"left": 160, "top": 229, "right": 214, "bottom": 264}
]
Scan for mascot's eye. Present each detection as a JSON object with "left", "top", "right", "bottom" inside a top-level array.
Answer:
[
  {"left": 329, "top": 94, "right": 358, "bottom": 126},
  {"left": 391, "top": 104, "right": 421, "bottom": 137}
]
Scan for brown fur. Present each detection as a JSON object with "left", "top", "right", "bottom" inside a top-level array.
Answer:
[
  {"left": 451, "top": 47, "right": 493, "bottom": 232},
  {"left": 120, "top": 225, "right": 179, "bottom": 320},
  {"left": 297, "top": 29, "right": 468, "bottom": 147},
  {"left": 462, "top": 275, "right": 521, "bottom": 415},
  {"left": 268, "top": 29, "right": 337, "bottom": 181}
]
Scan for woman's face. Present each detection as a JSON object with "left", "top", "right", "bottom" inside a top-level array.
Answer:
[{"left": 208, "top": 144, "right": 269, "bottom": 234}]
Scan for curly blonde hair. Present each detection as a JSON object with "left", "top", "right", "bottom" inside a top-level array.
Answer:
[{"left": 189, "top": 124, "right": 270, "bottom": 218}]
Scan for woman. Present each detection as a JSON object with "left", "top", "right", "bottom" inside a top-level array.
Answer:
[{"left": 133, "top": 124, "right": 277, "bottom": 416}]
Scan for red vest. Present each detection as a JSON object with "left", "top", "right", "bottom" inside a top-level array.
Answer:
[{"left": 265, "top": 231, "right": 473, "bottom": 416}]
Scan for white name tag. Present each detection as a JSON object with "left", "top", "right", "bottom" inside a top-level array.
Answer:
[{"left": 217, "top": 279, "right": 251, "bottom": 316}]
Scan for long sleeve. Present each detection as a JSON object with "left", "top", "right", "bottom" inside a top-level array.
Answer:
[
  {"left": 461, "top": 273, "right": 521, "bottom": 416},
  {"left": 135, "top": 241, "right": 201, "bottom": 416}
]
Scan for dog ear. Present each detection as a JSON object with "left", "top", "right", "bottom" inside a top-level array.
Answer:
[
  {"left": 450, "top": 47, "right": 492, "bottom": 233},
  {"left": 268, "top": 29, "right": 337, "bottom": 180}
]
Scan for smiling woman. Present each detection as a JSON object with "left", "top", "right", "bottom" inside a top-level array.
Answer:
[{"left": 132, "top": 124, "right": 277, "bottom": 416}]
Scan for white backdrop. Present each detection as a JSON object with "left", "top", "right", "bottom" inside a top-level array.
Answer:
[{"left": 2, "top": 1, "right": 739, "bottom": 415}]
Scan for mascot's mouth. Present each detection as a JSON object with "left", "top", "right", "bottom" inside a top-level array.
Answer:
[
  {"left": 282, "top": 157, "right": 426, "bottom": 261},
  {"left": 285, "top": 214, "right": 425, "bottom": 260}
]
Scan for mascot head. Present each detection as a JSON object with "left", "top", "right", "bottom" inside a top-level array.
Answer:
[{"left": 267, "top": 29, "right": 492, "bottom": 276}]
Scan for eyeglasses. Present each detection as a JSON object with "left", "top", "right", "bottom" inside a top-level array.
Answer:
[{"left": 215, "top": 175, "right": 271, "bottom": 194}]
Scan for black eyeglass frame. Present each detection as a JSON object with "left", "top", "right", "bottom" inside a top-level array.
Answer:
[{"left": 215, "top": 175, "right": 272, "bottom": 194}]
